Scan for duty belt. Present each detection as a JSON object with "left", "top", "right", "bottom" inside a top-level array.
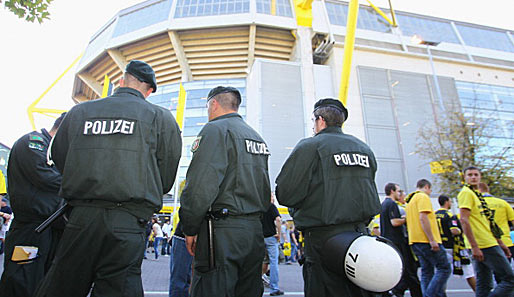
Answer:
[
  {"left": 69, "top": 199, "right": 155, "bottom": 224},
  {"left": 207, "top": 209, "right": 261, "bottom": 220}
]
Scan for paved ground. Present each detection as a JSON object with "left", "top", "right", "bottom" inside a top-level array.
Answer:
[
  {"left": 140, "top": 249, "right": 474, "bottom": 296},
  {"left": 0, "top": 248, "right": 475, "bottom": 296}
]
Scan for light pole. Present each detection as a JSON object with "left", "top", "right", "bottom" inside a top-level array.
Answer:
[{"left": 412, "top": 35, "right": 445, "bottom": 112}]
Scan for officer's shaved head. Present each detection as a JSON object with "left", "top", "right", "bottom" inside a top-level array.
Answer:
[
  {"left": 122, "top": 73, "right": 153, "bottom": 94},
  {"left": 212, "top": 92, "right": 240, "bottom": 111}
]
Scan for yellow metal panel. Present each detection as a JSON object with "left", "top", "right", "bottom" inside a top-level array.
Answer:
[
  {"left": 294, "top": 0, "right": 313, "bottom": 27},
  {"left": 176, "top": 83, "right": 187, "bottom": 130},
  {"left": 338, "top": 0, "right": 359, "bottom": 106},
  {"left": 101, "top": 75, "right": 111, "bottom": 97}
]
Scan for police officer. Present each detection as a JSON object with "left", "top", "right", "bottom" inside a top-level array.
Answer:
[
  {"left": 0, "top": 113, "right": 66, "bottom": 297},
  {"left": 179, "top": 86, "right": 271, "bottom": 297},
  {"left": 34, "top": 60, "right": 182, "bottom": 297},
  {"left": 275, "top": 98, "right": 381, "bottom": 297}
]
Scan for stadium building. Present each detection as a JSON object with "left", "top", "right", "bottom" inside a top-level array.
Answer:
[{"left": 71, "top": 0, "right": 513, "bottom": 200}]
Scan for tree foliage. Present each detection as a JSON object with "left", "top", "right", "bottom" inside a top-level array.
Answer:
[
  {"left": 1, "top": 0, "right": 52, "bottom": 23},
  {"left": 416, "top": 109, "right": 513, "bottom": 198}
]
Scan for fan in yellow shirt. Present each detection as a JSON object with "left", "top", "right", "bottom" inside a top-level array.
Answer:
[
  {"left": 406, "top": 185, "right": 442, "bottom": 246},
  {"left": 458, "top": 186, "right": 499, "bottom": 250},
  {"left": 478, "top": 182, "right": 514, "bottom": 255},
  {"left": 406, "top": 179, "right": 450, "bottom": 297},
  {"left": 458, "top": 166, "right": 514, "bottom": 297}
]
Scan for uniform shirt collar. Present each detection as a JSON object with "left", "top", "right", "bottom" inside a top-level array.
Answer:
[
  {"left": 316, "top": 126, "right": 342, "bottom": 135},
  {"left": 210, "top": 112, "right": 241, "bottom": 122},
  {"left": 114, "top": 87, "right": 146, "bottom": 100}
]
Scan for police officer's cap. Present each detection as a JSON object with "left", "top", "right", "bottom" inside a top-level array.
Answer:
[
  {"left": 314, "top": 98, "right": 349, "bottom": 121},
  {"left": 207, "top": 86, "right": 241, "bottom": 105},
  {"left": 125, "top": 60, "right": 157, "bottom": 93}
]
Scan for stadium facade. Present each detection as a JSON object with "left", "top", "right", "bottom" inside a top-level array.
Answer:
[{"left": 71, "top": 0, "right": 514, "bottom": 198}]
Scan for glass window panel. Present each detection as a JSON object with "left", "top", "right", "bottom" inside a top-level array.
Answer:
[
  {"left": 456, "top": 81, "right": 514, "bottom": 148},
  {"left": 396, "top": 14, "right": 459, "bottom": 44},
  {"left": 456, "top": 24, "right": 514, "bottom": 53},
  {"left": 499, "top": 111, "right": 514, "bottom": 121},
  {"left": 175, "top": 0, "right": 249, "bottom": 17},
  {"left": 113, "top": 0, "right": 173, "bottom": 37},
  {"left": 276, "top": 0, "right": 292, "bottom": 17},
  {"left": 325, "top": 2, "right": 391, "bottom": 33}
]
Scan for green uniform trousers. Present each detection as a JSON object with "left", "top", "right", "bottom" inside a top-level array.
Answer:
[
  {"left": 34, "top": 206, "right": 146, "bottom": 297},
  {"left": 0, "top": 222, "right": 62, "bottom": 297},
  {"left": 303, "top": 224, "right": 379, "bottom": 297},
  {"left": 191, "top": 215, "right": 264, "bottom": 297}
]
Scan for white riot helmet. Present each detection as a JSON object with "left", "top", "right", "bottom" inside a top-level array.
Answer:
[{"left": 322, "top": 232, "right": 403, "bottom": 293}]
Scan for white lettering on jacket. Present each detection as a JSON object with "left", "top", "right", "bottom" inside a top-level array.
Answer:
[
  {"left": 333, "top": 153, "right": 370, "bottom": 168},
  {"left": 83, "top": 119, "right": 135, "bottom": 135},
  {"left": 245, "top": 139, "right": 270, "bottom": 155}
]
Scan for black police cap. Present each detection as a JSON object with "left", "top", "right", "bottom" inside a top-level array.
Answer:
[
  {"left": 207, "top": 86, "right": 241, "bottom": 105},
  {"left": 125, "top": 60, "right": 157, "bottom": 93},
  {"left": 314, "top": 98, "right": 349, "bottom": 121}
]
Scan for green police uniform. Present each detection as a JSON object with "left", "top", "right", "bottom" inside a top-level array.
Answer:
[
  {"left": 276, "top": 123, "right": 381, "bottom": 297},
  {"left": 0, "top": 128, "right": 64, "bottom": 297},
  {"left": 179, "top": 112, "right": 271, "bottom": 297},
  {"left": 35, "top": 61, "right": 182, "bottom": 297}
]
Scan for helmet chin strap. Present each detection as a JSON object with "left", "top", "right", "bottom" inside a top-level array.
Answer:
[{"left": 46, "top": 136, "right": 55, "bottom": 166}]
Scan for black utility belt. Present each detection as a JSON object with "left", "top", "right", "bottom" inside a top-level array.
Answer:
[
  {"left": 69, "top": 199, "right": 154, "bottom": 222},
  {"left": 206, "top": 209, "right": 261, "bottom": 220}
]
